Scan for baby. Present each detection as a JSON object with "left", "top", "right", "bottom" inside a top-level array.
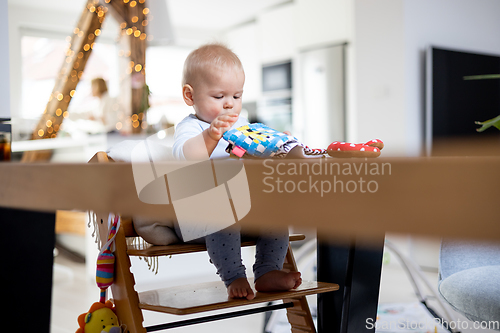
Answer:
[{"left": 172, "top": 43, "right": 302, "bottom": 299}]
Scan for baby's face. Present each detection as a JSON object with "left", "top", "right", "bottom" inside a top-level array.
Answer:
[{"left": 191, "top": 66, "right": 245, "bottom": 123}]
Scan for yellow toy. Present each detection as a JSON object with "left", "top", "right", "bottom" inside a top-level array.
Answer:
[{"left": 76, "top": 301, "right": 121, "bottom": 333}]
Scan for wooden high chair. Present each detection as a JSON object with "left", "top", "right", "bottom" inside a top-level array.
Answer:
[{"left": 89, "top": 151, "right": 339, "bottom": 333}]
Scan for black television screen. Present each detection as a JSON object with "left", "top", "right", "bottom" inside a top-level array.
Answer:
[{"left": 428, "top": 47, "right": 500, "bottom": 145}]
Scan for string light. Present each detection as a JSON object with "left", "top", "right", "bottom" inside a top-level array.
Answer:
[{"left": 36, "top": 0, "right": 150, "bottom": 139}]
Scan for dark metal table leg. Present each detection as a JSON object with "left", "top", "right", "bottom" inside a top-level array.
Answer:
[
  {"left": 317, "top": 236, "right": 384, "bottom": 333},
  {"left": 0, "top": 207, "right": 56, "bottom": 333}
]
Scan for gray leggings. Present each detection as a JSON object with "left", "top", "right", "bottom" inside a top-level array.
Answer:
[{"left": 174, "top": 223, "right": 289, "bottom": 287}]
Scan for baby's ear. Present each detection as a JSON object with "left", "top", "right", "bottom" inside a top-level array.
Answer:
[{"left": 182, "top": 84, "right": 194, "bottom": 106}]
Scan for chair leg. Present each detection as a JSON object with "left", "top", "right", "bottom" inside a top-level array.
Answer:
[
  {"left": 283, "top": 243, "right": 317, "bottom": 333},
  {"left": 111, "top": 226, "right": 147, "bottom": 333}
]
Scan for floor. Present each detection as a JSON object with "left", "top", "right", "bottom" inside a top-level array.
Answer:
[{"left": 51, "top": 244, "right": 497, "bottom": 333}]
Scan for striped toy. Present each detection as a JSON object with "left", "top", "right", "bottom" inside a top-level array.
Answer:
[{"left": 96, "top": 215, "right": 120, "bottom": 303}]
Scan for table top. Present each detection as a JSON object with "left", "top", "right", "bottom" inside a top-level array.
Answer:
[{"left": 1, "top": 156, "right": 499, "bottom": 242}]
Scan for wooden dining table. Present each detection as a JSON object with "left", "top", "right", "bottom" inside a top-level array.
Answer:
[{"left": 1, "top": 156, "right": 499, "bottom": 332}]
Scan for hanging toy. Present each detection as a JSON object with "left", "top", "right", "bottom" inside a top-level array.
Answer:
[
  {"left": 223, "top": 123, "right": 384, "bottom": 159},
  {"left": 96, "top": 215, "right": 120, "bottom": 303},
  {"left": 76, "top": 215, "right": 122, "bottom": 333},
  {"left": 76, "top": 300, "right": 120, "bottom": 333}
]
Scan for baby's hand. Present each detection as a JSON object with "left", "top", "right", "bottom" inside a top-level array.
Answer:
[{"left": 208, "top": 113, "right": 239, "bottom": 141}]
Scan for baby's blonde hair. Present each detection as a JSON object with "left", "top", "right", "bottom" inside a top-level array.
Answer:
[{"left": 182, "top": 43, "right": 244, "bottom": 87}]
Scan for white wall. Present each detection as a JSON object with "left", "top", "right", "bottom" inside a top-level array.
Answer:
[
  {"left": 1, "top": 0, "right": 10, "bottom": 119},
  {"left": 296, "top": 0, "right": 352, "bottom": 49},
  {"left": 352, "top": 0, "right": 406, "bottom": 155},
  {"left": 257, "top": 3, "right": 295, "bottom": 64}
]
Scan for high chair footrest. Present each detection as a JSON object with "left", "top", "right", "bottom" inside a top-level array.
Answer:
[
  {"left": 137, "top": 279, "right": 339, "bottom": 315},
  {"left": 127, "top": 234, "right": 306, "bottom": 257}
]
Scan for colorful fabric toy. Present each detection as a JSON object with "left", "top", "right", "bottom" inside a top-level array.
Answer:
[
  {"left": 327, "top": 139, "right": 384, "bottom": 158},
  {"left": 76, "top": 301, "right": 120, "bottom": 333},
  {"left": 76, "top": 214, "right": 122, "bottom": 333},
  {"left": 223, "top": 123, "right": 383, "bottom": 158},
  {"left": 96, "top": 215, "right": 120, "bottom": 303},
  {"left": 223, "top": 123, "right": 325, "bottom": 158}
]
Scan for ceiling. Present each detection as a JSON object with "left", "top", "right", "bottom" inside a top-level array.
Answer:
[{"left": 9, "top": 0, "right": 291, "bottom": 35}]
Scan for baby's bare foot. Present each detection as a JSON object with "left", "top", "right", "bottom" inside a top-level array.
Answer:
[
  {"left": 255, "top": 270, "right": 302, "bottom": 292},
  {"left": 227, "top": 278, "right": 255, "bottom": 300}
]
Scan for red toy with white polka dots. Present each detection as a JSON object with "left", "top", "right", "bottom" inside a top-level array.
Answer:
[{"left": 327, "top": 139, "right": 384, "bottom": 158}]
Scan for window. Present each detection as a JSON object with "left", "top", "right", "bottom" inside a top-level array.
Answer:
[{"left": 21, "top": 35, "right": 118, "bottom": 120}]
